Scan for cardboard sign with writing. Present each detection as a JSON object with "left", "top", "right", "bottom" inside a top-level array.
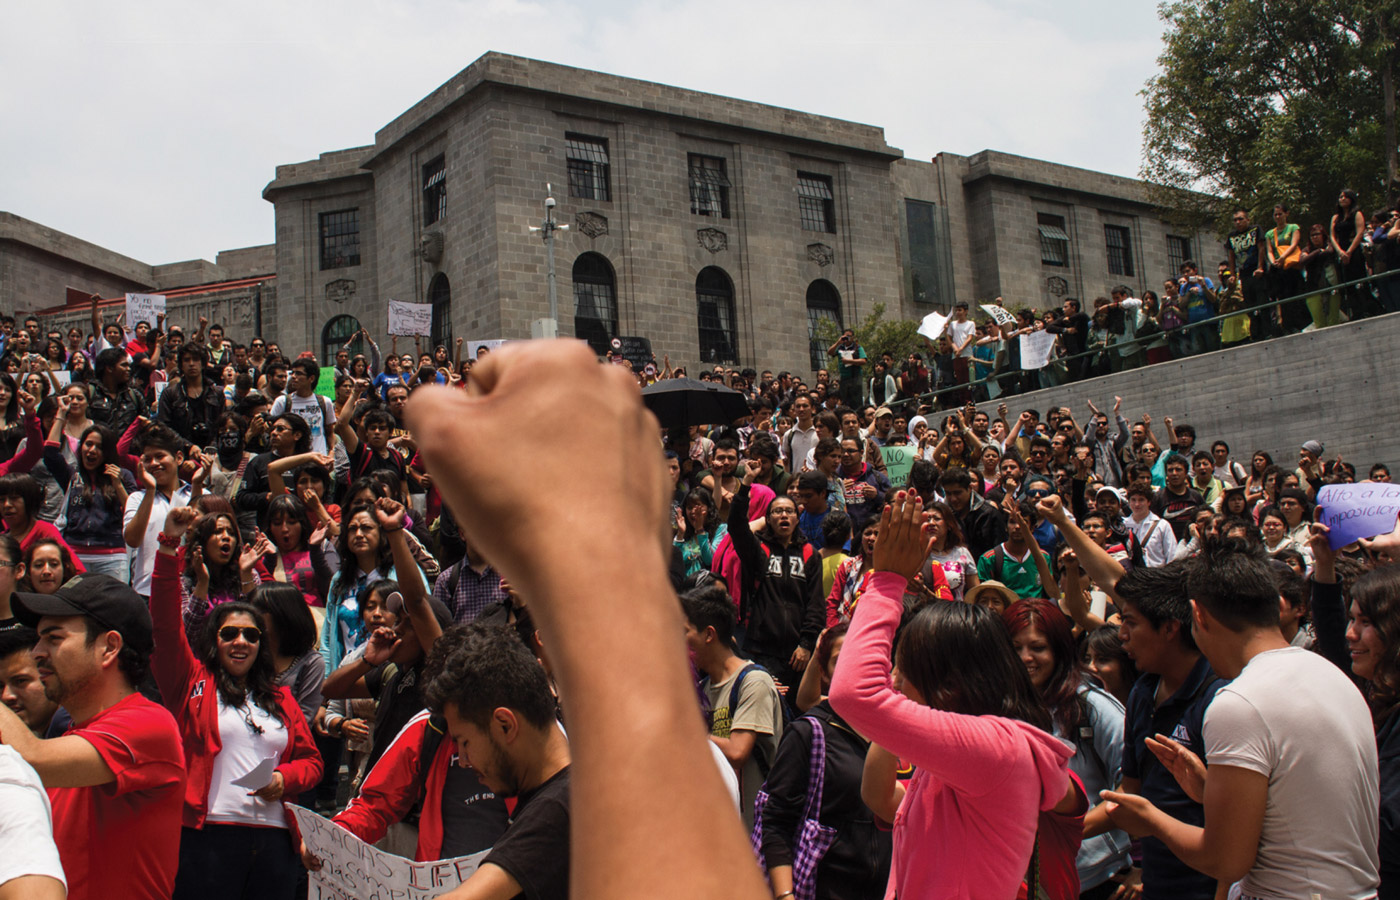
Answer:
[
  {"left": 880, "top": 445, "right": 914, "bottom": 488},
  {"left": 609, "top": 336, "right": 653, "bottom": 368},
  {"left": 125, "top": 293, "right": 166, "bottom": 328},
  {"left": 1018, "top": 329, "right": 1056, "bottom": 370},
  {"left": 388, "top": 300, "right": 434, "bottom": 337},
  {"left": 290, "top": 805, "right": 489, "bottom": 900},
  {"left": 981, "top": 304, "right": 1016, "bottom": 328},
  {"left": 1315, "top": 483, "right": 1400, "bottom": 550}
]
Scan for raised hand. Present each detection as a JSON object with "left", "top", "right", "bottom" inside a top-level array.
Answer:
[
  {"left": 309, "top": 520, "right": 328, "bottom": 546},
  {"left": 137, "top": 461, "right": 158, "bottom": 492},
  {"left": 871, "top": 491, "right": 931, "bottom": 581},
  {"left": 162, "top": 505, "right": 199, "bottom": 539},
  {"left": 103, "top": 463, "right": 124, "bottom": 481},
  {"left": 17, "top": 390, "right": 36, "bottom": 416},
  {"left": 373, "top": 496, "right": 407, "bottom": 532},
  {"left": 1145, "top": 733, "right": 1206, "bottom": 803},
  {"left": 362, "top": 625, "right": 401, "bottom": 666},
  {"left": 1035, "top": 493, "right": 1070, "bottom": 526}
]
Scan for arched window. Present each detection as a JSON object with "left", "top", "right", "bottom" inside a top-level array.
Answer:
[
  {"left": 322, "top": 314, "right": 363, "bottom": 366},
  {"left": 806, "top": 280, "right": 842, "bottom": 372},
  {"left": 428, "top": 273, "right": 452, "bottom": 349},
  {"left": 696, "top": 267, "right": 737, "bottom": 365},
  {"left": 572, "top": 252, "right": 617, "bottom": 355}
]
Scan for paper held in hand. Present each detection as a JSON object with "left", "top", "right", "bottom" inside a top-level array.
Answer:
[
  {"left": 388, "top": 299, "right": 434, "bottom": 337},
  {"left": 917, "top": 311, "right": 949, "bottom": 341},
  {"left": 125, "top": 293, "right": 166, "bottom": 329},
  {"left": 291, "top": 805, "right": 489, "bottom": 900}
]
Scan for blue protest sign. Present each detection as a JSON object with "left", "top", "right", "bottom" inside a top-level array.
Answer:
[{"left": 1315, "top": 483, "right": 1400, "bottom": 550}]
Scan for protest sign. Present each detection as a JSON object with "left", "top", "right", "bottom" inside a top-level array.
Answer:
[
  {"left": 881, "top": 445, "right": 914, "bottom": 488},
  {"left": 1315, "top": 482, "right": 1400, "bottom": 550},
  {"left": 125, "top": 293, "right": 166, "bottom": 329},
  {"left": 916, "top": 311, "right": 949, "bottom": 342},
  {"left": 980, "top": 304, "right": 1016, "bottom": 328},
  {"left": 152, "top": 382, "right": 169, "bottom": 402},
  {"left": 467, "top": 339, "right": 508, "bottom": 359},
  {"left": 1018, "top": 329, "right": 1055, "bottom": 370},
  {"left": 610, "top": 336, "right": 653, "bottom": 369},
  {"left": 291, "top": 805, "right": 489, "bottom": 900},
  {"left": 51, "top": 370, "right": 71, "bottom": 387},
  {"left": 315, "top": 367, "right": 337, "bottom": 400},
  {"left": 388, "top": 300, "right": 433, "bottom": 337}
]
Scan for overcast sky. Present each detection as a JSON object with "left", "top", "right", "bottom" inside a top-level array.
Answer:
[{"left": 1, "top": 1, "right": 1165, "bottom": 267}]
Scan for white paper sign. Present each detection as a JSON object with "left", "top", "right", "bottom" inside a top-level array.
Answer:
[
  {"left": 51, "top": 370, "right": 72, "bottom": 387},
  {"left": 125, "top": 293, "right": 165, "bottom": 329},
  {"left": 388, "top": 300, "right": 433, "bottom": 337},
  {"left": 231, "top": 755, "right": 279, "bottom": 790},
  {"left": 466, "top": 339, "right": 507, "bottom": 358},
  {"left": 917, "top": 311, "right": 949, "bottom": 341},
  {"left": 981, "top": 304, "right": 1016, "bottom": 327},
  {"left": 291, "top": 805, "right": 489, "bottom": 900},
  {"left": 152, "top": 381, "right": 169, "bottom": 402},
  {"left": 1019, "top": 329, "right": 1056, "bottom": 370}
]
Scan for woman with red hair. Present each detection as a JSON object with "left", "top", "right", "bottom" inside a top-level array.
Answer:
[{"left": 1004, "top": 598, "right": 1133, "bottom": 899}]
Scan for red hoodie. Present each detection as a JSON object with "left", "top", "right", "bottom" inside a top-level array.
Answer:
[{"left": 149, "top": 551, "right": 323, "bottom": 832}]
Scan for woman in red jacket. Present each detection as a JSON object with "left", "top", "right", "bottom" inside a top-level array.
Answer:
[{"left": 151, "top": 505, "right": 323, "bottom": 900}]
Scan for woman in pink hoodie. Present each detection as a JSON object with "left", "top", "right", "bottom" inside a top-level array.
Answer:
[{"left": 830, "top": 491, "right": 1076, "bottom": 900}]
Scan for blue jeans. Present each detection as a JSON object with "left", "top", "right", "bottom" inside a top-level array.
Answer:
[{"left": 75, "top": 552, "right": 128, "bottom": 580}]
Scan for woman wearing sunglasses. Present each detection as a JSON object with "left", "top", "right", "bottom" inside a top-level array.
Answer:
[{"left": 150, "top": 505, "right": 323, "bottom": 900}]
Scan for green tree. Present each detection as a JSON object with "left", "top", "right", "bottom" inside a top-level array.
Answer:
[
  {"left": 812, "top": 303, "right": 924, "bottom": 371},
  {"left": 1142, "top": 0, "right": 1400, "bottom": 229}
]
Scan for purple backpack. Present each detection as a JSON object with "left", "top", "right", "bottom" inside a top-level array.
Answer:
[{"left": 750, "top": 718, "right": 838, "bottom": 900}]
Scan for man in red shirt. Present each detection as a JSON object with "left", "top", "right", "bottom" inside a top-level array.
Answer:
[{"left": 0, "top": 574, "right": 185, "bottom": 900}]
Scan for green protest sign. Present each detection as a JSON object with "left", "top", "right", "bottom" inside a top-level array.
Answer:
[
  {"left": 315, "top": 367, "right": 337, "bottom": 400},
  {"left": 881, "top": 445, "right": 913, "bottom": 488}
]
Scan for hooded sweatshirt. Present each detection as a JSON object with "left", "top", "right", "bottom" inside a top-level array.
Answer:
[{"left": 830, "top": 572, "right": 1073, "bottom": 900}]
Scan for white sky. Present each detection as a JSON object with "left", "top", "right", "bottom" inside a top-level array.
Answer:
[{"left": 1, "top": 0, "right": 1164, "bottom": 266}]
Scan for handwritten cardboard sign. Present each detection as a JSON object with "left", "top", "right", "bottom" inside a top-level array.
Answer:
[
  {"left": 1315, "top": 483, "right": 1400, "bottom": 549},
  {"left": 290, "top": 805, "right": 489, "bottom": 900},
  {"left": 388, "top": 300, "right": 433, "bottom": 337},
  {"left": 1018, "top": 329, "right": 1055, "bottom": 370},
  {"left": 981, "top": 304, "right": 1016, "bottom": 328},
  {"left": 609, "top": 336, "right": 653, "bottom": 369},
  {"left": 125, "top": 293, "right": 166, "bottom": 329},
  {"left": 880, "top": 445, "right": 914, "bottom": 488}
]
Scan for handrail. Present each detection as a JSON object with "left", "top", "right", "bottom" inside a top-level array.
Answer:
[{"left": 884, "top": 268, "right": 1397, "bottom": 408}]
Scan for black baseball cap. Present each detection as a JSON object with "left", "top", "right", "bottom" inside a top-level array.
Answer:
[{"left": 11, "top": 575, "right": 154, "bottom": 655}]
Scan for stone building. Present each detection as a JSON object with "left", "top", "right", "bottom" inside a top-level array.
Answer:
[{"left": 10, "top": 51, "right": 1228, "bottom": 378}]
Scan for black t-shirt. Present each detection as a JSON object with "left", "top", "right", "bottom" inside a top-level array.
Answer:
[
  {"left": 1226, "top": 226, "right": 1265, "bottom": 273},
  {"left": 364, "top": 659, "right": 425, "bottom": 774},
  {"left": 484, "top": 766, "right": 571, "bottom": 900},
  {"left": 440, "top": 761, "right": 511, "bottom": 857},
  {"left": 347, "top": 441, "right": 407, "bottom": 484}
]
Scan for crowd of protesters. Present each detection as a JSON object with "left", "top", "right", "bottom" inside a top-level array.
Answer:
[{"left": 0, "top": 277, "right": 1396, "bottom": 900}]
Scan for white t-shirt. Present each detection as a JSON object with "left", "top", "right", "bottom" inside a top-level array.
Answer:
[
  {"left": 271, "top": 392, "right": 336, "bottom": 455},
  {"left": 0, "top": 746, "right": 66, "bottom": 891},
  {"left": 123, "top": 484, "right": 193, "bottom": 595},
  {"left": 1204, "top": 646, "right": 1379, "bottom": 900},
  {"left": 948, "top": 319, "right": 978, "bottom": 358},
  {"left": 206, "top": 698, "right": 290, "bottom": 828}
]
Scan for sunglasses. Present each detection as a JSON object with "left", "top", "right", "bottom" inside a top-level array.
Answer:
[
  {"left": 218, "top": 626, "right": 262, "bottom": 643},
  {"left": 1026, "top": 489, "right": 1051, "bottom": 498}
]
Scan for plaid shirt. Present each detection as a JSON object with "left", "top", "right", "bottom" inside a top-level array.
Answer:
[{"left": 433, "top": 555, "right": 507, "bottom": 624}]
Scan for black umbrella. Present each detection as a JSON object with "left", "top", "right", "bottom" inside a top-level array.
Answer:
[{"left": 640, "top": 378, "right": 751, "bottom": 429}]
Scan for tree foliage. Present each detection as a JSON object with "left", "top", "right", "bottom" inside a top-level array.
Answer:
[
  {"left": 1142, "top": 0, "right": 1400, "bottom": 229},
  {"left": 813, "top": 303, "right": 924, "bottom": 368}
]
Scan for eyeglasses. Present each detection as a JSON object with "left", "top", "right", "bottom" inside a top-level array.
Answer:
[
  {"left": 218, "top": 626, "right": 262, "bottom": 643},
  {"left": 1026, "top": 489, "right": 1051, "bottom": 498}
]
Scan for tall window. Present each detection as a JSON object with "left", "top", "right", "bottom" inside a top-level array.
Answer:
[
  {"left": 428, "top": 273, "right": 452, "bottom": 349},
  {"left": 689, "top": 154, "right": 731, "bottom": 218},
  {"left": 1167, "top": 235, "right": 1193, "bottom": 275},
  {"left": 797, "top": 173, "right": 835, "bottom": 233},
  {"left": 696, "top": 267, "right": 737, "bottom": 364},
  {"left": 422, "top": 155, "right": 446, "bottom": 226},
  {"left": 1105, "top": 224, "right": 1134, "bottom": 276},
  {"left": 572, "top": 252, "right": 618, "bottom": 355},
  {"left": 321, "top": 315, "right": 362, "bottom": 366},
  {"left": 566, "top": 133, "right": 611, "bottom": 202},
  {"left": 319, "top": 209, "right": 360, "bottom": 270},
  {"left": 1038, "top": 213, "right": 1069, "bottom": 267},
  {"left": 806, "top": 280, "right": 842, "bottom": 372},
  {"left": 904, "top": 199, "right": 941, "bottom": 305}
]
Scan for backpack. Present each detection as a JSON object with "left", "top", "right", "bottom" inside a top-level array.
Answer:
[{"left": 704, "top": 663, "right": 791, "bottom": 777}]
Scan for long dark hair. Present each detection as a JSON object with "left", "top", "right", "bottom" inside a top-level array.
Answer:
[
  {"left": 75, "top": 424, "right": 122, "bottom": 506},
  {"left": 199, "top": 602, "right": 285, "bottom": 722},
  {"left": 1352, "top": 564, "right": 1400, "bottom": 723},
  {"left": 0, "top": 373, "right": 18, "bottom": 423},
  {"left": 896, "top": 601, "right": 1052, "bottom": 733},
  {"left": 1003, "top": 599, "right": 1084, "bottom": 735},
  {"left": 680, "top": 487, "right": 719, "bottom": 538},
  {"left": 183, "top": 512, "right": 244, "bottom": 600},
  {"left": 263, "top": 494, "right": 313, "bottom": 554},
  {"left": 250, "top": 583, "right": 318, "bottom": 659},
  {"left": 332, "top": 504, "right": 392, "bottom": 602}
]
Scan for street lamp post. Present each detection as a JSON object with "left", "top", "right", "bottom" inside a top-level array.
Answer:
[{"left": 528, "top": 183, "right": 568, "bottom": 339}]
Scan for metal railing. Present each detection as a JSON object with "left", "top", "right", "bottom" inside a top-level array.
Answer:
[{"left": 899, "top": 269, "right": 1398, "bottom": 408}]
